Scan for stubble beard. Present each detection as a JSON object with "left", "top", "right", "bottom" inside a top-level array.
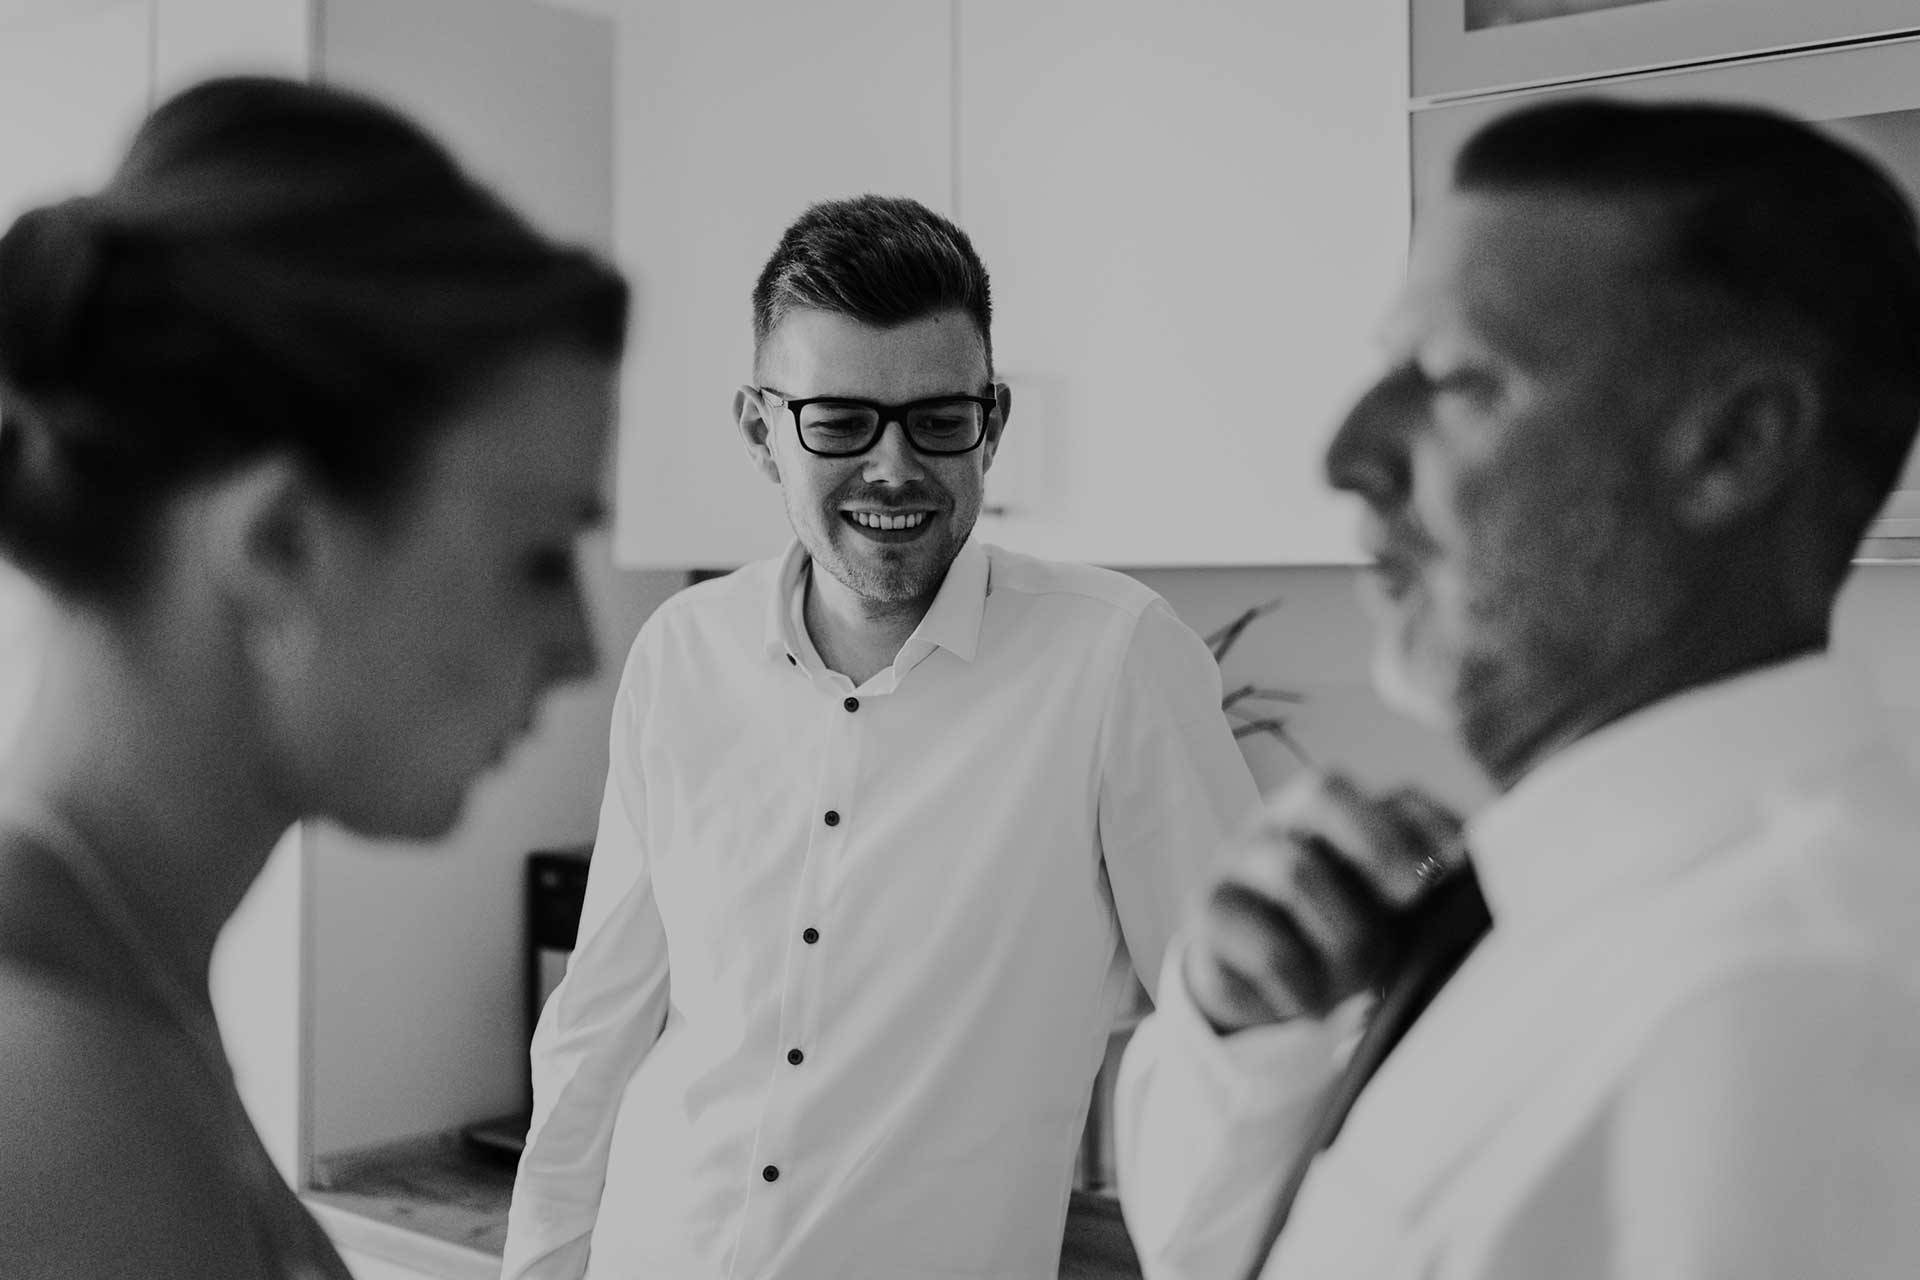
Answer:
[{"left": 789, "top": 495, "right": 962, "bottom": 611}]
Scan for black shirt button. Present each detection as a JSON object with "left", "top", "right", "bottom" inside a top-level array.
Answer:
[
  {"left": 762, "top": 1165, "right": 780, "bottom": 1182},
  {"left": 843, "top": 696, "right": 860, "bottom": 712},
  {"left": 787, "top": 1048, "right": 804, "bottom": 1065},
  {"left": 823, "top": 810, "right": 840, "bottom": 827},
  {"left": 802, "top": 927, "right": 820, "bottom": 944}
]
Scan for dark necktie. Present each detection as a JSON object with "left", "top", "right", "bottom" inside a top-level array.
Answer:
[{"left": 1238, "top": 867, "right": 1494, "bottom": 1280}]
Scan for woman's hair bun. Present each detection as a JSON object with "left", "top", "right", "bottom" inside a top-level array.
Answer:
[{"left": 0, "top": 197, "right": 113, "bottom": 393}]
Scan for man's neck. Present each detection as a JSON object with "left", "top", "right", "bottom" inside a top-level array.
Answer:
[
  {"left": 1478, "top": 619, "right": 1829, "bottom": 795},
  {"left": 802, "top": 566, "right": 936, "bottom": 687}
]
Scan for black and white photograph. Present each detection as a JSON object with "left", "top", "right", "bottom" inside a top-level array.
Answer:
[{"left": 4, "top": 3, "right": 1920, "bottom": 1279}]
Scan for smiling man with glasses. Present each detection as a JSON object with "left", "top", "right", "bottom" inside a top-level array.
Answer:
[{"left": 502, "top": 195, "right": 1260, "bottom": 1279}]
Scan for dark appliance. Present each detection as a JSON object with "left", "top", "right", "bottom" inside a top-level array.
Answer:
[{"left": 461, "top": 846, "right": 592, "bottom": 1162}]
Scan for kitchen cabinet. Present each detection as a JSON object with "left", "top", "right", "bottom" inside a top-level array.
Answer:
[
  {"left": 0, "top": 0, "right": 312, "bottom": 231},
  {"left": 953, "top": 0, "right": 1405, "bottom": 566},
  {"left": 609, "top": 0, "right": 954, "bottom": 568},
  {"left": 0, "top": 0, "right": 154, "bottom": 226},
  {"left": 1410, "top": 35, "right": 1920, "bottom": 559},
  {"left": 607, "top": 0, "right": 1407, "bottom": 568}
]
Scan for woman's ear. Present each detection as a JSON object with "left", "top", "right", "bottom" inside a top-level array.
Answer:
[{"left": 198, "top": 456, "right": 324, "bottom": 667}]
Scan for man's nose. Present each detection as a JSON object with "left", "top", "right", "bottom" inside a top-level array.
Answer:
[
  {"left": 1324, "top": 368, "right": 1417, "bottom": 506},
  {"left": 862, "top": 418, "right": 927, "bottom": 484}
]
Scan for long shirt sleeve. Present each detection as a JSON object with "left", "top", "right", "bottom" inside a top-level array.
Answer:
[
  {"left": 1097, "top": 598, "right": 1262, "bottom": 996},
  {"left": 501, "top": 655, "right": 672, "bottom": 1280},
  {"left": 1115, "top": 944, "right": 1363, "bottom": 1280}
]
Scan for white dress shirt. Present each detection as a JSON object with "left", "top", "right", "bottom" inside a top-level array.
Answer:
[
  {"left": 1116, "top": 654, "right": 1920, "bottom": 1280},
  {"left": 503, "top": 537, "right": 1258, "bottom": 1280}
]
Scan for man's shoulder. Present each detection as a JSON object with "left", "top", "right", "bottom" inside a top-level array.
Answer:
[{"left": 981, "top": 542, "right": 1162, "bottom": 623}]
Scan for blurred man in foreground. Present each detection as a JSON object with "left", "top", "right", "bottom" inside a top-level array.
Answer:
[{"left": 1118, "top": 98, "right": 1920, "bottom": 1280}]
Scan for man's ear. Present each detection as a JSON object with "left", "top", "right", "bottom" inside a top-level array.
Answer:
[
  {"left": 1662, "top": 358, "right": 1822, "bottom": 530},
  {"left": 734, "top": 385, "right": 783, "bottom": 486},
  {"left": 981, "top": 380, "right": 1013, "bottom": 472}
]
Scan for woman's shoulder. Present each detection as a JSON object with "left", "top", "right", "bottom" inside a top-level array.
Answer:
[
  {"left": 0, "top": 967, "right": 265, "bottom": 1275},
  {"left": 0, "top": 873, "right": 263, "bottom": 1275}
]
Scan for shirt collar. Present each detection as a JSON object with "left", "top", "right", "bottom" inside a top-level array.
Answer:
[
  {"left": 1465, "top": 653, "right": 1887, "bottom": 938},
  {"left": 761, "top": 536, "right": 991, "bottom": 668}
]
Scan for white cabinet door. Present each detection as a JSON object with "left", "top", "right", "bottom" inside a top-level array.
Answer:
[
  {"left": 956, "top": 0, "right": 1408, "bottom": 566},
  {"left": 0, "top": 0, "right": 154, "bottom": 226},
  {"left": 609, "top": 0, "right": 954, "bottom": 568}
]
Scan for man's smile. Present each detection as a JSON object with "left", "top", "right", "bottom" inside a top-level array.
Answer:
[{"left": 841, "top": 507, "right": 937, "bottom": 541}]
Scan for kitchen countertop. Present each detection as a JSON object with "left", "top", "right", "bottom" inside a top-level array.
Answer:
[{"left": 304, "top": 1129, "right": 1143, "bottom": 1279}]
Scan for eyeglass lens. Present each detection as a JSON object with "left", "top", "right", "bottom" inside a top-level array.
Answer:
[{"left": 798, "top": 399, "right": 985, "bottom": 455}]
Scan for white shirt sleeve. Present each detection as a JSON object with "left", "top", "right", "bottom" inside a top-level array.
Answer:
[
  {"left": 501, "top": 640, "right": 673, "bottom": 1280},
  {"left": 1096, "top": 598, "right": 1261, "bottom": 993},
  {"left": 1606, "top": 963, "right": 1920, "bottom": 1280},
  {"left": 1115, "top": 939, "right": 1363, "bottom": 1280}
]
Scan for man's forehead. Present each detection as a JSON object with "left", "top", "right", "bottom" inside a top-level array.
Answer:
[
  {"left": 759, "top": 306, "right": 990, "bottom": 398},
  {"left": 1388, "top": 187, "right": 1678, "bottom": 355}
]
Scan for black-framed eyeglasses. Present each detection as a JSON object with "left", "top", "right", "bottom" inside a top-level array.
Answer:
[{"left": 755, "top": 386, "right": 998, "bottom": 457}]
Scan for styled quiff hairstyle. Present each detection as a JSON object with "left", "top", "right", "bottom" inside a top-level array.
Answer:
[
  {"left": 751, "top": 194, "right": 993, "bottom": 372},
  {"left": 1455, "top": 98, "right": 1920, "bottom": 567},
  {"left": 0, "top": 76, "right": 629, "bottom": 599}
]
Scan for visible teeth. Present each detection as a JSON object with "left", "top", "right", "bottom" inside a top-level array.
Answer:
[{"left": 850, "top": 511, "right": 929, "bottom": 531}]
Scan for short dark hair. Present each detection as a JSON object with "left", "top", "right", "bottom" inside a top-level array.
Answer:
[
  {"left": 0, "top": 75, "right": 630, "bottom": 599},
  {"left": 751, "top": 194, "right": 992, "bottom": 372},
  {"left": 1455, "top": 98, "right": 1920, "bottom": 555}
]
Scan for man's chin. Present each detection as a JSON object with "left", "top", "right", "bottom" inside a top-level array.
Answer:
[{"left": 819, "top": 535, "right": 952, "bottom": 603}]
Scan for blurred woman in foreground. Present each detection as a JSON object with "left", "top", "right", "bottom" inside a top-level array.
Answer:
[{"left": 0, "top": 77, "right": 626, "bottom": 1276}]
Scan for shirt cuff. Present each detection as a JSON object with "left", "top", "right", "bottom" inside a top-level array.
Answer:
[{"left": 1152, "top": 937, "right": 1368, "bottom": 1115}]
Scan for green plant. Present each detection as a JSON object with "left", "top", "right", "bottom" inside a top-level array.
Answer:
[{"left": 1204, "top": 597, "right": 1311, "bottom": 768}]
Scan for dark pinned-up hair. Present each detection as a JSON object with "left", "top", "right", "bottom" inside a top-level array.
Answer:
[
  {"left": 0, "top": 75, "right": 629, "bottom": 599},
  {"left": 751, "top": 194, "right": 992, "bottom": 372},
  {"left": 1455, "top": 98, "right": 1920, "bottom": 554}
]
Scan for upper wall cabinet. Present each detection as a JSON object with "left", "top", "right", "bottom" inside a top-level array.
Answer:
[
  {"left": 0, "top": 1, "right": 154, "bottom": 225},
  {"left": 1413, "top": 0, "right": 1920, "bottom": 100},
  {"left": 0, "top": 0, "right": 310, "bottom": 228},
  {"left": 953, "top": 0, "right": 1405, "bottom": 567},
  {"left": 609, "top": 1, "right": 1408, "bottom": 568},
  {"left": 610, "top": 0, "right": 954, "bottom": 569}
]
